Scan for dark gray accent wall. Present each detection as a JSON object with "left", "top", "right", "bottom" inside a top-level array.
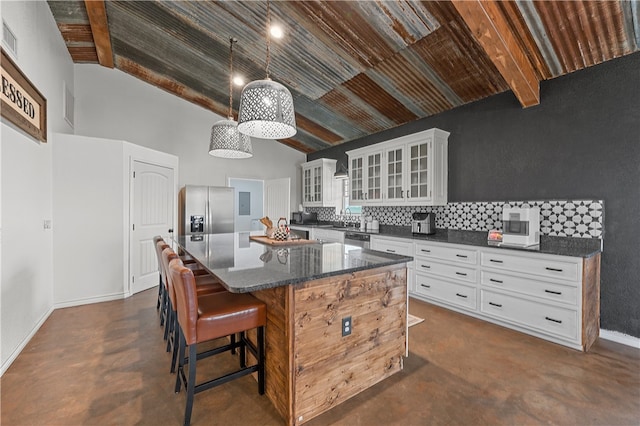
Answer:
[{"left": 308, "top": 52, "right": 640, "bottom": 339}]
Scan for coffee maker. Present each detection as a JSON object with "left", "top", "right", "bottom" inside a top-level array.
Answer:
[
  {"left": 412, "top": 212, "right": 436, "bottom": 235},
  {"left": 501, "top": 206, "right": 540, "bottom": 247}
]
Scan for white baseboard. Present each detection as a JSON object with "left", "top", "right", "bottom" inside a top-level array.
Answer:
[
  {"left": 0, "top": 306, "right": 54, "bottom": 376},
  {"left": 600, "top": 329, "right": 640, "bottom": 349},
  {"left": 53, "top": 292, "right": 126, "bottom": 309}
]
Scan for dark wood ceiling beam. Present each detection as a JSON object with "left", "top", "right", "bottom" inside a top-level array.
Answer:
[
  {"left": 451, "top": 0, "right": 540, "bottom": 108},
  {"left": 84, "top": 0, "right": 114, "bottom": 68}
]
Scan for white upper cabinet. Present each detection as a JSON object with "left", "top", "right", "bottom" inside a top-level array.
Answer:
[
  {"left": 348, "top": 147, "right": 384, "bottom": 205},
  {"left": 347, "top": 128, "right": 449, "bottom": 206},
  {"left": 301, "top": 158, "right": 338, "bottom": 207}
]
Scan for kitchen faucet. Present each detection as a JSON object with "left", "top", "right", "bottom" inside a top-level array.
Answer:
[{"left": 342, "top": 208, "right": 352, "bottom": 227}]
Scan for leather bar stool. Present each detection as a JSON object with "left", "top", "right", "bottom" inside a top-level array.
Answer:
[
  {"left": 161, "top": 247, "right": 227, "bottom": 372},
  {"left": 169, "top": 259, "right": 266, "bottom": 426},
  {"left": 153, "top": 236, "right": 204, "bottom": 327},
  {"left": 155, "top": 238, "right": 216, "bottom": 325},
  {"left": 158, "top": 243, "right": 225, "bottom": 341},
  {"left": 153, "top": 236, "right": 167, "bottom": 313}
]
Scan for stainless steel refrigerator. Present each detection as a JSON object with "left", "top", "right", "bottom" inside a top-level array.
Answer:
[{"left": 179, "top": 185, "right": 235, "bottom": 235}]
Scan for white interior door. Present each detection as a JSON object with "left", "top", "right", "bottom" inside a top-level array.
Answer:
[
  {"left": 264, "top": 178, "right": 291, "bottom": 225},
  {"left": 131, "top": 160, "right": 175, "bottom": 294}
]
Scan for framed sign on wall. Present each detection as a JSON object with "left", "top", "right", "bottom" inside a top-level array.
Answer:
[{"left": 1, "top": 48, "right": 47, "bottom": 142}]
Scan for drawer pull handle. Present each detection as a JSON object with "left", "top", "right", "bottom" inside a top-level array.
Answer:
[
  {"left": 456, "top": 254, "right": 468, "bottom": 258},
  {"left": 455, "top": 293, "right": 468, "bottom": 299},
  {"left": 545, "top": 316, "right": 563, "bottom": 324},
  {"left": 386, "top": 249, "right": 396, "bottom": 253},
  {"left": 421, "top": 249, "right": 431, "bottom": 253},
  {"left": 420, "top": 284, "right": 431, "bottom": 289},
  {"left": 455, "top": 272, "right": 467, "bottom": 276},
  {"left": 489, "top": 278, "right": 503, "bottom": 284},
  {"left": 421, "top": 264, "right": 431, "bottom": 269},
  {"left": 544, "top": 289, "right": 562, "bottom": 295},
  {"left": 489, "top": 302, "right": 502, "bottom": 308},
  {"left": 545, "top": 267, "right": 563, "bottom": 272},
  {"left": 490, "top": 259, "right": 503, "bottom": 263}
]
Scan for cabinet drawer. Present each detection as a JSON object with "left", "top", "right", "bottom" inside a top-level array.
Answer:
[
  {"left": 415, "top": 242, "right": 477, "bottom": 265},
  {"left": 371, "top": 238, "right": 413, "bottom": 256},
  {"left": 372, "top": 237, "right": 414, "bottom": 269},
  {"left": 415, "top": 260, "right": 476, "bottom": 284},
  {"left": 415, "top": 273, "right": 477, "bottom": 310},
  {"left": 481, "top": 252, "right": 580, "bottom": 282},
  {"left": 312, "top": 229, "right": 344, "bottom": 243},
  {"left": 481, "top": 271, "right": 578, "bottom": 306},
  {"left": 480, "top": 290, "right": 578, "bottom": 340}
]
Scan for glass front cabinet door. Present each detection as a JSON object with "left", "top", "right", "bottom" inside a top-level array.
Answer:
[
  {"left": 301, "top": 158, "right": 338, "bottom": 208},
  {"left": 347, "top": 128, "right": 449, "bottom": 206}
]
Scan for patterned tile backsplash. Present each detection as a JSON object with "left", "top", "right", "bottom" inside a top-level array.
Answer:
[{"left": 307, "top": 199, "right": 604, "bottom": 239}]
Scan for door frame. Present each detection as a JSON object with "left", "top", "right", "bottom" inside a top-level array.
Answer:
[{"left": 125, "top": 144, "right": 179, "bottom": 297}]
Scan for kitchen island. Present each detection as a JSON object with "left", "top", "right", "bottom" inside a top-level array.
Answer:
[{"left": 174, "top": 232, "right": 413, "bottom": 425}]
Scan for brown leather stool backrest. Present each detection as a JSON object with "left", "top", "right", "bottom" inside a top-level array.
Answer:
[
  {"left": 156, "top": 241, "right": 170, "bottom": 276},
  {"left": 161, "top": 246, "right": 183, "bottom": 310},
  {"left": 153, "top": 236, "right": 166, "bottom": 271},
  {"left": 169, "top": 259, "right": 199, "bottom": 345}
]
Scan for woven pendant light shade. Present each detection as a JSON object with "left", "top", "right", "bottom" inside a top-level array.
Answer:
[
  {"left": 237, "top": 79, "right": 296, "bottom": 139},
  {"left": 209, "top": 119, "right": 253, "bottom": 158},
  {"left": 237, "top": 0, "right": 296, "bottom": 140},
  {"left": 208, "top": 37, "right": 253, "bottom": 159}
]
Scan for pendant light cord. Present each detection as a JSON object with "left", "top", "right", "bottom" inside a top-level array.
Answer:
[
  {"left": 228, "top": 37, "right": 236, "bottom": 119},
  {"left": 265, "top": 0, "right": 271, "bottom": 79}
]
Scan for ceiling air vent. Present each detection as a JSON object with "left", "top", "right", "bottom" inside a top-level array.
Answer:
[
  {"left": 63, "top": 82, "right": 75, "bottom": 128},
  {"left": 2, "top": 21, "right": 18, "bottom": 57}
]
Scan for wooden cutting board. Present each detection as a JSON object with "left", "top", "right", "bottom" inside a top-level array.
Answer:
[{"left": 249, "top": 235, "right": 316, "bottom": 246}]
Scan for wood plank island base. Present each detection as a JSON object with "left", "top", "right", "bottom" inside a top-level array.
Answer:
[
  {"left": 174, "top": 233, "right": 412, "bottom": 425},
  {"left": 253, "top": 265, "right": 406, "bottom": 425}
]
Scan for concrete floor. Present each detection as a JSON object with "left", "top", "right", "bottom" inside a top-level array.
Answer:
[{"left": 2, "top": 288, "right": 638, "bottom": 425}]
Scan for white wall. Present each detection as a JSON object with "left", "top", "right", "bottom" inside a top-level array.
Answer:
[
  {"left": 52, "top": 134, "right": 125, "bottom": 305},
  {"left": 52, "top": 134, "right": 179, "bottom": 306},
  {"left": 74, "top": 65, "right": 306, "bottom": 208},
  {"left": 0, "top": 0, "right": 74, "bottom": 373}
]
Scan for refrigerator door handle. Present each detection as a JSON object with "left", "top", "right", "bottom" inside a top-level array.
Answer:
[{"left": 205, "top": 200, "right": 211, "bottom": 234}]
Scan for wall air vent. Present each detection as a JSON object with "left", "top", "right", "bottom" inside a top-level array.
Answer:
[
  {"left": 63, "top": 82, "right": 75, "bottom": 128},
  {"left": 2, "top": 21, "right": 17, "bottom": 58}
]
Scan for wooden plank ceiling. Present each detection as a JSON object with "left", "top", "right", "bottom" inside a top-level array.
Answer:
[{"left": 48, "top": 0, "right": 640, "bottom": 154}]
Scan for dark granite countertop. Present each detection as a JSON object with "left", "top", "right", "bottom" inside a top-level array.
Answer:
[
  {"left": 289, "top": 224, "right": 602, "bottom": 258},
  {"left": 173, "top": 232, "right": 413, "bottom": 293}
]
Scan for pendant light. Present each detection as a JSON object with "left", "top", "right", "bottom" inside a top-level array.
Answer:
[
  {"left": 237, "top": 0, "right": 296, "bottom": 139},
  {"left": 209, "top": 38, "right": 253, "bottom": 159}
]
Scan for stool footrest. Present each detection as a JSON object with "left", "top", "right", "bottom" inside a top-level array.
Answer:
[{"left": 194, "top": 365, "right": 259, "bottom": 395}]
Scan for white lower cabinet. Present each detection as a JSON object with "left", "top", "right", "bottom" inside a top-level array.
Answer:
[
  {"left": 311, "top": 228, "right": 344, "bottom": 243},
  {"left": 480, "top": 289, "right": 578, "bottom": 341},
  {"left": 410, "top": 240, "right": 600, "bottom": 351},
  {"left": 415, "top": 273, "right": 477, "bottom": 310},
  {"left": 370, "top": 235, "right": 414, "bottom": 357}
]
